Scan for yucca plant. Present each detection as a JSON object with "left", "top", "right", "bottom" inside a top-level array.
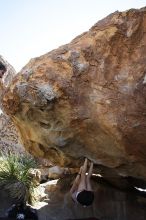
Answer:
[{"left": 0, "top": 153, "right": 38, "bottom": 204}]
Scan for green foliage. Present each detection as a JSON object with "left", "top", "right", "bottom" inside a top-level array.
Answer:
[{"left": 0, "top": 153, "right": 37, "bottom": 204}]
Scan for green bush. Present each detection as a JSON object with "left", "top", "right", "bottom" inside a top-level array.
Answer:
[{"left": 0, "top": 153, "right": 38, "bottom": 204}]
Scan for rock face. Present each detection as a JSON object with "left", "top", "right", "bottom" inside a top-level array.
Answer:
[
  {"left": 0, "top": 56, "right": 25, "bottom": 155},
  {"left": 0, "top": 55, "right": 16, "bottom": 108},
  {"left": 0, "top": 55, "right": 16, "bottom": 88},
  {"left": 2, "top": 8, "right": 146, "bottom": 180},
  {"left": 0, "top": 113, "right": 25, "bottom": 155}
]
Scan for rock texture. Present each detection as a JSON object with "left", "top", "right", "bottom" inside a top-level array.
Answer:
[
  {"left": 2, "top": 8, "right": 146, "bottom": 181},
  {"left": 0, "top": 113, "right": 25, "bottom": 155},
  {"left": 0, "top": 55, "right": 16, "bottom": 100},
  {"left": 0, "top": 56, "right": 25, "bottom": 155},
  {"left": 0, "top": 55, "right": 16, "bottom": 88}
]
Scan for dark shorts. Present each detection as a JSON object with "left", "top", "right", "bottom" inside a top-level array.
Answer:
[{"left": 76, "top": 190, "right": 94, "bottom": 206}]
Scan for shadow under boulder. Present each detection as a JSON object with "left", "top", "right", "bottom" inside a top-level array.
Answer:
[{"left": 34, "top": 176, "right": 146, "bottom": 220}]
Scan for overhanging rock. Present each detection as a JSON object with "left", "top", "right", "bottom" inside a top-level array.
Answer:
[{"left": 2, "top": 8, "right": 146, "bottom": 181}]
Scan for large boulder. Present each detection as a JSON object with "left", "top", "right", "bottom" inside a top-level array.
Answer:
[{"left": 2, "top": 8, "right": 146, "bottom": 180}]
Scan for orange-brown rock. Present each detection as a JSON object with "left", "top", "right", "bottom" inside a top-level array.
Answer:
[{"left": 2, "top": 8, "right": 146, "bottom": 180}]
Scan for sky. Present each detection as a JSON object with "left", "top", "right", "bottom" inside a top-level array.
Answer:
[{"left": 1, "top": 0, "right": 146, "bottom": 72}]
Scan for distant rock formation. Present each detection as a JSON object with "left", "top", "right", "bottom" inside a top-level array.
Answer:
[
  {"left": 0, "top": 55, "right": 16, "bottom": 87},
  {"left": 0, "top": 55, "right": 16, "bottom": 110},
  {"left": 0, "top": 113, "right": 25, "bottom": 155},
  {"left": 2, "top": 8, "right": 146, "bottom": 183},
  {"left": 0, "top": 56, "right": 25, "bottom": 155}
]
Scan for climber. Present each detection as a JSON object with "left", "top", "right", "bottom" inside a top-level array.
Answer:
[
  {"left": 0, "top": 62, "right": 7, "bottom": 78},
  {"left": 70, "top": 158, "right": 94, "bottom": 207}
]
